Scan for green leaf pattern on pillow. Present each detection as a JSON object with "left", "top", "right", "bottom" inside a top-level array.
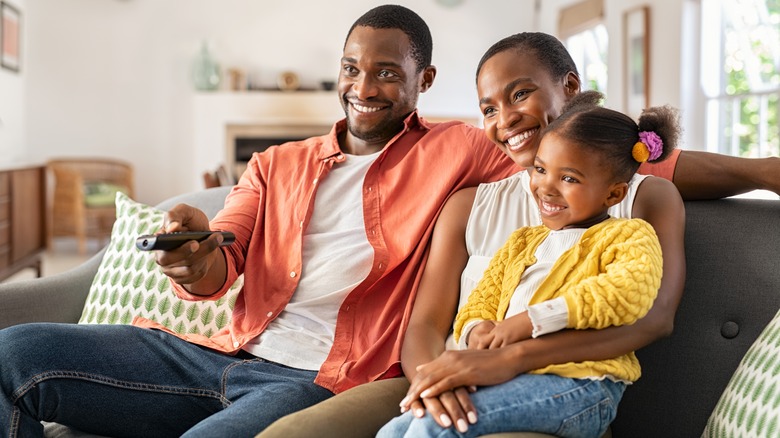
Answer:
[
  {"left": 79, "top": 192, "right": 242, "bottom": 336},
  {"left": 703, "top": 309, "right": 780, "bottom": 437}
]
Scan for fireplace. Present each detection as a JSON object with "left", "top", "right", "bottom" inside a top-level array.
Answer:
[
  {"left": 191, "top": 90, "right": 344, "bottom": 190},
  {"left": 190, "top": 91, "right": 479, "bottom": 191},
  {"left": 225, "top": 123, "right": 333, "bottom": 180}
]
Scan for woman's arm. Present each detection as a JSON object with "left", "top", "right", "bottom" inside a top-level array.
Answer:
[
  {"left": 400, "top": 187, "right": 479, "bottom": 428},
  {"left": 402, "top": 188, "right": 475, "bottom": 380},
  {"left": 404, "top": 176, "right": 685, "bottom": 400},
  {"left": 672, "top": 151, "right": 780, "bottom": 200}
]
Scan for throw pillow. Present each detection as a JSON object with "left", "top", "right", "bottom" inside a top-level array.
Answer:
[
  {"left": 702, "top": 309, "right": 780, "bottom": 437},
  {"left": 79, "top": 192, "right": 242, "bottom": 337}
]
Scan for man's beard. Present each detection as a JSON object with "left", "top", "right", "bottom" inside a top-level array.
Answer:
[{"left": 345, "top": 115, "right": 404, "bottom": 144}]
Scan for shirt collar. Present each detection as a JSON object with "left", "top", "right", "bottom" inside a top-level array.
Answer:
[{"left": 319, "top": 111, "right": 431, "bottom": 161}]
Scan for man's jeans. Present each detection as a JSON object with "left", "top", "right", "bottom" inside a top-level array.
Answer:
[
  {"left": 377, "top": 373, "right": 625, "bottom": 438},
  {"left": 0, "top": 323, "right": 333, "bottom": 438}
]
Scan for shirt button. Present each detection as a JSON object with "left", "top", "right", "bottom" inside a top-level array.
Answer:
[
  {"left": 378, "top": 263, "right": 384, "bottom": 270},
  {"left": 233, "top": 341, "right": 240, "bottom": 348},
  {"left": 367, "top": 187, "right": 372, "bottom": 192},
  {"left": 299, "top": 221, "right": 304, "bottom": 228},
  {"left": 290, "top": 271, "right": 296, "bottom": 278},
  {"left": 313, "top": 178, "right": 318, "bottom": 184},
  {"left": 266, "top": 311, "right": 273, "bottom": 317}
]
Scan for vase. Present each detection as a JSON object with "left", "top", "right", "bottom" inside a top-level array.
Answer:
[{"left": 192, "top": 41, "right": 221, "bottom": 91}]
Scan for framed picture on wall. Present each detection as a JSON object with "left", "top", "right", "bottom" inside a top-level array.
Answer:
[
  {"left": 624, "top": 6, "right": 649, "bottom": 118},
  {"left": 1, "top": 1, "right": 21, "bottom": 73}
]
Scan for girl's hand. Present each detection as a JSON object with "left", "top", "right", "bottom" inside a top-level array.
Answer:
[
  {"left": 485, "top": 312, "right": 533, "bottom": 348},
  {"left": 467, "top": 320, "right": 497, "bottom": 349}
]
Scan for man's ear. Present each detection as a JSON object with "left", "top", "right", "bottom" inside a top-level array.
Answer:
[
  {"left": 563, "top": 71, "right": 581, "bottom": 99},
  {"left": 419, "top": 65, "right": 437, "bottom": 93},
  {"left": 605, "top": 181, "right": 629, "bottom": 208}
]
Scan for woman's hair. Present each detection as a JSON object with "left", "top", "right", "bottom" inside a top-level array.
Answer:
[
  {"left": 543, "top": 90, "right": 681, "bottom": 182},
  {"left": 476, "top": 32, "right": 578, "bottom": 83},
  {"left": 346, "top": 5, "right": 433, "bottom": 73}
]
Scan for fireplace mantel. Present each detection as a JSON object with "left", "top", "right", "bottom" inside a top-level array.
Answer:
[{"left": 191, "top": 90, "right": 343, "bottom": 188}]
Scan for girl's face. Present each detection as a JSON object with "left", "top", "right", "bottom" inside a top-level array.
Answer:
[
  {"left": 529, "top": 132, "right": 626, "bottom": 230},
  {"left": 477, "top": 48, "right": 579, "bottom": 168}
]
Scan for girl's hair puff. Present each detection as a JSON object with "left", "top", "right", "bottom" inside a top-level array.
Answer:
[{"left": 543, "top": 90, "right": 681, "bottom": 182}]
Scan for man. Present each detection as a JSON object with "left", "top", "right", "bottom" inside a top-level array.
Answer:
[{"left": 0, "top": 5, "right": 516, "bottom": 437}]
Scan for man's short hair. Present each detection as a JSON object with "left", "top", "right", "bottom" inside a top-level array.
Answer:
[{"left": 346, "top": 4, "right": 433, "bottom": 72}]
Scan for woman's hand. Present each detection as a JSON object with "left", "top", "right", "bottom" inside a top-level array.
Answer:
[
  {"left": 401, "top": 386, "right": 476, "bottom": 432},
  {"left": 405, "top": 346, "right": 524, "bottom": 404}
]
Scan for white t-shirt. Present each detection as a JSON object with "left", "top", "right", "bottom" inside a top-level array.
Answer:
[{"left": 243, "top": 151, "right": 380, "bottom": 370}]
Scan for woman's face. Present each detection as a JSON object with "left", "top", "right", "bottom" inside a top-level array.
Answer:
[{"left": 476, "top": 48, "right": 579, "bottom": 168}]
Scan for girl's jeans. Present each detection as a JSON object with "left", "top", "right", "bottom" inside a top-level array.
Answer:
[
  {"left": 378, "top": 373, "right": 625, "bottom": 438},
  {"left": 0, "top": 323, "right": 333, "bottom": 438}
]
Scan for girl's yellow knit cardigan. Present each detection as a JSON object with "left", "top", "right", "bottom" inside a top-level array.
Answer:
[{"left": 454, "top": 218, "right": 662, "bottom": 382}]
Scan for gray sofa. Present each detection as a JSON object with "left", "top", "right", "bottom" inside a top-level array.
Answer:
[{"left": 1, "top": 186, "right": 779, "bottom": 438}]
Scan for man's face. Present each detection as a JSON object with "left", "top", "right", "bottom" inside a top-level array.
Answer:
[{"left": 339, "top": 26, "right": 430, "bottom": 148}]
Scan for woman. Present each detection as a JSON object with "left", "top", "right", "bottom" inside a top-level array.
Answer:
[
  {"left": 396, "top": 33, "right": 684, "bottom": 434},
  {"left": 381, "top": 90, "right": 680, "bottom": 437}
]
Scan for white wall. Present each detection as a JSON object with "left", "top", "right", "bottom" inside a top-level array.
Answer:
[
  {"left": 21, "top": 0, "right": 530, "bottom": 204},
  {"left": 12, "top": 0, "right": 704, "bottom": 204},
  {"left": 0, "top": 0, "right": 27, "bottom": 164}
]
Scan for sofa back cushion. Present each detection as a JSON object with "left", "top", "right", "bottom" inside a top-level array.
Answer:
[{"left": 610, "top": 198, "right": 780, "bottom": 437}]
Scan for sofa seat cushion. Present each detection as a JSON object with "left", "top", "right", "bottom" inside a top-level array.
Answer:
[
  {"left": 703, "top": 308, "right": 780, "bottom": 437},
  {"left": 78, "top": 192, "right": 242, "bottom": 336}
]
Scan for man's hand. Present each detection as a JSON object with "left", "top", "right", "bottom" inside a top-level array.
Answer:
[{"left": 154, "top": 203, "right": 225, "bottom": 290}]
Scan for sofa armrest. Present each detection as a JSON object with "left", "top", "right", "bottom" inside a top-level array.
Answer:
[{"left": 0, "top": 249, "right": 104, "bottom": 329}]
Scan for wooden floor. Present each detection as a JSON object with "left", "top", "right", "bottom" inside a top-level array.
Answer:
[{"left": 1, "top": 238, "right": 97, "bottom": 283}]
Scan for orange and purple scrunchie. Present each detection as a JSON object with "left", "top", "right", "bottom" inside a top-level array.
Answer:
[{"left": 632, "top": 131, "right": 663, "bottom": 163}]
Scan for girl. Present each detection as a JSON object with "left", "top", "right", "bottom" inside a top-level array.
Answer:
[{"left": 380, "top": 90, "right": 679, "bottom": 437}]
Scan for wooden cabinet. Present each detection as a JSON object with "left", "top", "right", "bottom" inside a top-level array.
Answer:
[{"left": 0, "top": 165, "right": 46, "bottom": 281}]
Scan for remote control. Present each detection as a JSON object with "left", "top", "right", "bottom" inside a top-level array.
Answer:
[{"left": 135, "top": 231, "right": 236, "bottom": 251}]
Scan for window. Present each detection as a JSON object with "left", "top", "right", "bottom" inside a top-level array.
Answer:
[
  {"left": 559, "top": 0, "right": 608, "bottom": 93},
  {"left": 701, "top": 0, "right": 780, "bottom": 158},
  {"left": 565, "top": 24, "right": 608, "bottom": 93}
]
